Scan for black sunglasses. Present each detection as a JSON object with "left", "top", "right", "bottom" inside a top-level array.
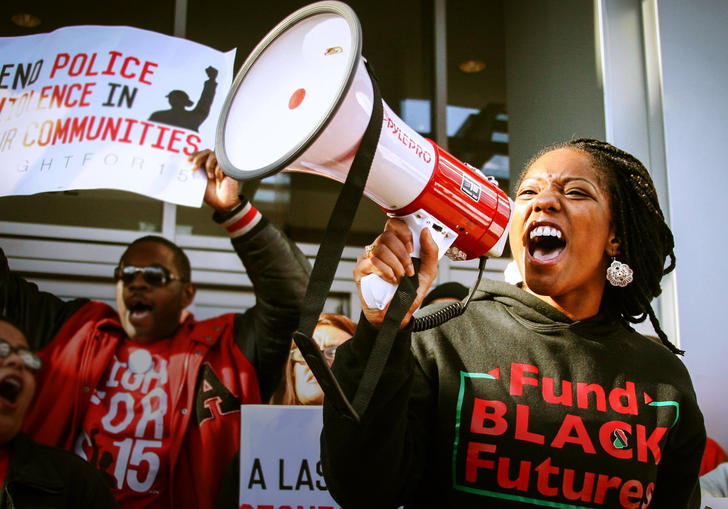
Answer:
[
  {"left": 0, "top": 339, "right": 42, "bottom": 373},
  {"left": 113, "top": 265, "right": 184, "bottom": 286}
]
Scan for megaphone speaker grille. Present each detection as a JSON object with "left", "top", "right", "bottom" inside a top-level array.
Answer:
[{"left": 217, "top": 1, "right": 362, "bottom": 181}]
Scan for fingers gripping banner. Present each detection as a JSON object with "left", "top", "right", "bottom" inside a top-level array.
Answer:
[{"left": 0, "top": 26, "right": 235, "bottom": 207}]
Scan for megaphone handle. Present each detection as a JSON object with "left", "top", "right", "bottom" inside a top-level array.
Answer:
[
  {"left": 351, "top": 260, "right": 420, "bottom": 417},
  {"left": 361, "top": 267, "right": 414, "bottom": 310},
  {"left": 360, "top": 211, "right": 456, "bottom": 309}
]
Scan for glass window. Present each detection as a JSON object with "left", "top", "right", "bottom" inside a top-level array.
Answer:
[
  {"left": 0, "top": 1, "right": 174, "bottom": 233},
  {"left": 0, "top": 190, "right": 163, "bottom": 231},
  {"left": 444, "top": 0, "right": 510, "bottom": 257},
  {"left": 446, "top": 0, "right": 509, "bottom": 192}
]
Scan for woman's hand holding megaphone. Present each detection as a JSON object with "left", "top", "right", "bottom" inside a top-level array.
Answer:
[{"left": 354, "top": 218, "right": 440, "bottom": 329}]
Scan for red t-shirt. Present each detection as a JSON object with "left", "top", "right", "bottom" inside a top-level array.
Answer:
[
  {"left": 0, "top": 446, "right": 10, "bottom": 489},
  {"left": 74, "top": 338, "right": 173, "bottom": 508}
]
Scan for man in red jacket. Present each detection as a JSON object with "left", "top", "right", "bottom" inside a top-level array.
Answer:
[{"left": 0, "top": 150, "right": 311, "bottom": 509}]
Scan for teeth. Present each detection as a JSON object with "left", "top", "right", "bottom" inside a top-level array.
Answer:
[{"left": 529, "top": 226, "right": 562, "bottom": 240}]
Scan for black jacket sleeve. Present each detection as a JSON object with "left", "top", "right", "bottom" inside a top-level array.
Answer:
[
  {"left": 0, "top": 247, "right": 87, "bottom": 352},
  {"left": 216, "top": 212, "right": 311, "bottom": 402},
  {"left": 320, "top": 315, "right": 434, "bottom": 509}
]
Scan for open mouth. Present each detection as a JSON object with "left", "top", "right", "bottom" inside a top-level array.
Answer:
[
  {"left": 0, "top": 376, "right": 22, "bottom": 406},
  {"left": 127, "top": 301, "right": 153, "bottom": 322},
  {"left": 528, "top": 225, "right": 566, "bottom": 262}
]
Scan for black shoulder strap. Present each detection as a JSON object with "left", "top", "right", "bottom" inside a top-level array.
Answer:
[{"left": 292, "top": 62, "right": 418, "bottom": 422}]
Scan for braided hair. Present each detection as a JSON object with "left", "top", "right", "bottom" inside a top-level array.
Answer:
[{"left": 544, "top": 138, "right": 681, "bottom": 354}]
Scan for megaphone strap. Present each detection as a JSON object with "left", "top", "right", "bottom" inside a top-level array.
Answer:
[
  {"left": 297, "top": 59, "right": 383, "bottom": 337},
  {"left": 293, "top": 60, "right": 384, "bottom": 421},
  {"left": 292, "top": 330, "right": 359, "bottom": 419},
  {"left": 351, "top": 260, "right": 420, "bottom": 417}
]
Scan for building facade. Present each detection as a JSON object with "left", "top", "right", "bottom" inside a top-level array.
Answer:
[{"left": 1, "top": 0, "right": 726, "bottom": 447}]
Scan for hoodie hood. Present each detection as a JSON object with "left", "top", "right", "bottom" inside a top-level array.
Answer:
[{"left": 470, "top": 278, "right": 628, "bottom": 342}]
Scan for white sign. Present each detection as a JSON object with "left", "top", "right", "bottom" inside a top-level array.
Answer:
[
  {"left": 0, "top": 25, "right": 235, "bottom": 206},
  {"left": 703, "top": 496, "right": 728, "bottom": 509},
  {"left": 240, "top": 405, "right": 341, "bottom": 509}
]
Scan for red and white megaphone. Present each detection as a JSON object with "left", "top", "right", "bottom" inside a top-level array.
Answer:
[{"left": 216, "top": 0, "right": 511, "bottom": 308}]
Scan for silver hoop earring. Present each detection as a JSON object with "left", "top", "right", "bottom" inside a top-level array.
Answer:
[{"left": 606, "top": 257, "right": 634, "bottom": 287}]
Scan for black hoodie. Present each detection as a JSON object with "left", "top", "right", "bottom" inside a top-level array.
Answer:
[{"left": 322, "top": 278, "right": 705, "bottom": 508}]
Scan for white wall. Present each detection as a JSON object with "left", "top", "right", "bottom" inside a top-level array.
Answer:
[{"left": 657, "top": 0, "right": 728, "bottom": 449}]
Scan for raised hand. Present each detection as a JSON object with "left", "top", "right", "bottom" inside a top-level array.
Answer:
[
  {"left": 188, "top": 149, "right": 241, "bottom": 213},
  {"left": 205, "top": 66, "right": 218, "bottom": 80}
]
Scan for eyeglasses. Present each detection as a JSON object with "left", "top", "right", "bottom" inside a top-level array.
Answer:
[
  {"left": 114, "top": 265, "right": 184, "bottom": 286},
  {"left": 0, "top": 339, "right": 42, "bottom": 373},
  {"left": 291, "top": 345, "right": 338, "bottom": 364}
]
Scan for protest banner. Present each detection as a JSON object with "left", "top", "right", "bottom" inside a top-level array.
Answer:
[
  {"left": 702, "top": 496, "right": 728, "bottom": 509},
  {"left": 0, "top": 25, "right": 235, "bottom": 206},
  {"left": 239, "top": 405, "right": 341, "bottom": 509}
]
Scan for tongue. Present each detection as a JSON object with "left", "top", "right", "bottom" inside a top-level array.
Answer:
[{"left": 533, "top": 246, "right": 563, "bottom": 262}]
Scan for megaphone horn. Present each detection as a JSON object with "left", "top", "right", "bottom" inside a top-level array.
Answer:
[
  {"left": 216, "top": 2, "right": 511, "bottom": 302},
  {"left": 216, "top": 0, "right": 512, "bottom": 421}
]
